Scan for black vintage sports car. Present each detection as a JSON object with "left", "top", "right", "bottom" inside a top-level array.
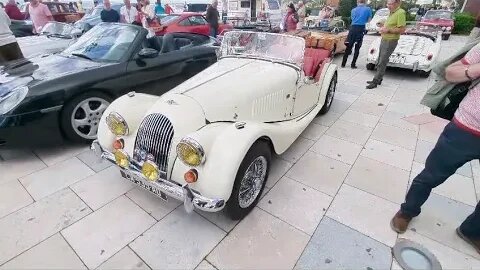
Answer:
[{"left": 0, "top": 23, "right": 218, "bottom": 143}]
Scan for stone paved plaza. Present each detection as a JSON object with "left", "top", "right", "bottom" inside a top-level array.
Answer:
[{"left": 0, "top": 34, "right": 479, "bottom": 269}]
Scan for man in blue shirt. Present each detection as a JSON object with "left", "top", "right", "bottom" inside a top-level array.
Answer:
[{"left": 341, "top": 0, "right": 372, "bottom": 68}]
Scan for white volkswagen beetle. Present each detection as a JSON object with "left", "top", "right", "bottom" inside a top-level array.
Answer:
[
  {"left": 366, "top": 26, "right": 442, "bottom": 77},
  {"left": 92, "top": 31, "right": 338, "bottom": 219}
]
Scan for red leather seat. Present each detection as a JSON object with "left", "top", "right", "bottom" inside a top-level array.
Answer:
[{"left": 303, "top": 48, "right": 331, "bottom": 79}]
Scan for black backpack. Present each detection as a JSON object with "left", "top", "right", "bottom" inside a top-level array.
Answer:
[{"left": 431, "top": 79, "right": 480, "bottom": 120}]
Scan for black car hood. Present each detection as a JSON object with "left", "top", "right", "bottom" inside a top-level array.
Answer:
[{"left": 0, "top": 54, "right": 111, "bottom": 94}]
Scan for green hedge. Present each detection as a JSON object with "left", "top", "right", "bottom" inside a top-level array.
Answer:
[{"left": 453, "top": 13, "right": 475, "bottom": 34}]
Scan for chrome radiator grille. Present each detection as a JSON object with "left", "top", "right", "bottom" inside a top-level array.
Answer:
[{"left": 134, "top": 113, "right": 174, "bottom": 172}]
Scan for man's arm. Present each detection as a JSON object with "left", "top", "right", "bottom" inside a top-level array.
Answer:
[
  {"left": 446, "top": 60, "right": 480, "bottom": 83},
  {"left": 43, "top": 5, "right": 54, "bottom": 21}
]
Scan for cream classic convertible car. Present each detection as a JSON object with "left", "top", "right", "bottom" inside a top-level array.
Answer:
[{"left": 92, "top": 31, "right": 338, "bottom": 219}]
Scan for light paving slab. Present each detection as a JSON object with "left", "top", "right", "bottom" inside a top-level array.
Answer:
[
  {"left": 125, "top": 187, "right": 181, "bottom": 221},
  {"left": 339, "top": 109, "right": 380, "bottom": 128},
  {"left": 0, "top": 150, "right": 46, "bottom": 184},
  {"left": 130, "top": 207, "right": 225, "bottom": 270},
  {"left": 329, "top": 99, "right": 351, "bottom": 114},
  {"left": 473, "top": 161, "right": 480, "bottom": 202},
  {"left": 0, "top": 180, "right": 33, "bottom": 219},
  {"left": 337, "top": 82, "right": 367, "bottom": 96},
  {"left": 386, "top": 102, "right": 428, "bottom": 117},
  {"left": 207, "top": 208, "right": 309, "bottom": 269},
  {"left": 286, "top": 151, "right": 351, "bottom": 196},
  {"left": 325, "top": 120, "right": 373, "bottom": 145},
  {"left": 20, "top": 157, "right": 95, "bottom": 200},
  {"left": 279, "top": 137, "right": 315, "bottom": 163},
  {"left": 300, "top": 123, "right": 329, "bottom": 141},
  {"left": 34, "top": 145, "right": 89, "bottom": 166},
  {"left": 327, "top": 184, "right": 399, "bottom": 247},
  {"left": 195, "top": 260, "right": 217, "bottom": 270},
  {"left": 333, "top": 91, "right": 358, "bottom": 104},
  {"left": 76, "top": 150, "right": 112, "bottom": 173},
  {"left": 258, "top": 177, "right": 332, "bottom": 235},
  {"left": 371, "top": 123, "right": 418, "bottom": 150},
  {"left": 414, "top": 139, "right": 435, "bottom": 164},
  {"left": 361, "top": 139, "right": 414, "bottom": 171},
  {"left": 0, "top": 189, "right": 91, "bottom": 265},
  {"left": 71, "top": 166, "right": 135, "bottom": 210},
  {"left": 0, "top": 234, "right": 86, "bottom": 270},
  {"left": 310, "top": 135, "right": 363, "bottom": 165},
  {"left": 357, "top": 92, "right": 392, "bottom": 105},
  {"left": 312, "top": 112, "right": 341, "bottom": 127},
  {"left": 408, "top": 193, "right": 480, "bottom": 260},
  {"left": 348, "top": 99, "right": 387, "bottom": 116},
  {"left": 380, "top": 111, "right": 419, "bottom": 132},
  {"left": 346, "top": 156, "right": 409, "bottom": 204},
  {"left": 418, "top": 121, "right": 447, "bottom": 143},
  {"left": 295, "top": 217, "right": 392, "bottom": 269},
  {"left": 61, "top": 196, "right": 156, "bottom": 269},
  {"left": 97, "top": 246, "right": 150, "bottom": 270},
  {"left": 266, "top": 156, "right": 293, "bottom": 189},
  {"left": 196, "top": 209, "right": 239, "bottom": 232}
]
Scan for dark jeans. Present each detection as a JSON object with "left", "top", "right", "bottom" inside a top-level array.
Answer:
[
  {"left": 401, "top": 122, "right": 480, "bottom": 239},
  {"left": 210, "top": 26, "right": 218, "bottom": 38},
  {"left": 342, "top": 25, "right": 365, "bottom": 67},
  {"left": 0, "top": 42, "right": 23, "bottom": 65}
]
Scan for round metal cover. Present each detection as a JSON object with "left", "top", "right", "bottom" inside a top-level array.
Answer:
[{"left": 393, "top": 239, "right": 442, "bottom": 270}]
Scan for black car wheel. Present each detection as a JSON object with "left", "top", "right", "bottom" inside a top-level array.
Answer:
[
  {"left": 60, "top": 91, "right": 112, "bottom": 143},
  {"left": 366, "top": 63, "right": 376, "bottom": 70},
  {"left": 442, "top": 34, "right": 450, "bottom": 40},
  {"left": 226, "top": 140, "right": 271, "bottom": 220},
  {"left": 319, "top": 72, "right": 337, "bottom": 115}
]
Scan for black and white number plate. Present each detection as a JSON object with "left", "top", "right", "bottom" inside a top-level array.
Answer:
[{"left": 120, "top": 170, "right": 168, "bottom": 201}]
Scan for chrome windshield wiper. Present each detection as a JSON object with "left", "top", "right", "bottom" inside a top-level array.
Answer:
[{"left": 71, "top": 52, "right": 93, "bottom": 61}]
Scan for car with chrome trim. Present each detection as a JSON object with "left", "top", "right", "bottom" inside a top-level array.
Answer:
[
  {"left": 417, "top": 10, "right": 454, "bottom": 40},
  {"left": 92, "top": 31, "right": 338, "bottom": 219},
  {"left": 365, "top": 25, "right": 442, "bottom": 77},
  {"left": 0, "top": 23, "right": 218, "bottom": 145},
  {"left": 366, "top": 8, "right": 389, "bottom": 33}
]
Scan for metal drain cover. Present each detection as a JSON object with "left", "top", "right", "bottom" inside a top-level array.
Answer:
[{"left": 393, "top": 239, "right": 442, "bottom": 270}]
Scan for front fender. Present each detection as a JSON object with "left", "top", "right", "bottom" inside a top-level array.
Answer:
[
  {"left": 97, "top": 92, "right": 159, "bottom": 152},
  {"left": 171, "top": 121, "right": 269, "bottom": 201},
  {"left": 318, "top": 63, "right": 338, "bottom": 104}
]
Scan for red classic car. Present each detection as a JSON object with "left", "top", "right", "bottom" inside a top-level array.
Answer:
[
  {"left": 155, "top": 12, "right": 232, "bottom": 36},
  {"left": 21, "top": 2, "right": 85, "bottom": 23},
  {"left": 418, "top": 10, "right": 454, "bottom": 40}
]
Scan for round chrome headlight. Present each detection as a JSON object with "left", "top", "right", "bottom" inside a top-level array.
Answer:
[
  {"left": 106, "top": 112, "right": 129, "bottom": 136},
  {"left": 176, "top": 138, "right": 205, "bottom": 167},
  {"left": 442, "top": 26, "right": 446, "bottom": 31},
  {"left": 142, "top": 160, "right": 159, "bottom": 182},
  {"left": 0, "top": 86, "right": 28, "bottom": 115},
  {"left": 446, "top": 27, "right": 452, "bottom": 31},
  {"left": 114, "top": 149, "right": 129, "bottom": 168}
]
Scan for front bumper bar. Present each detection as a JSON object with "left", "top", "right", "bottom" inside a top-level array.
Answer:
[{"left": 91, "top": 140, "right": 225, "bottom": 213}]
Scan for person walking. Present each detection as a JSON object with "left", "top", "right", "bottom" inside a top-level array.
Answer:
[
  {"left": 120, "top": 0, "right": 137, "bottom": 23},
  {"left": 154, "top": 0, "right": 165, "bottom": 15},
  {"left": 341, "top": 0, "right": 372, "bottom": 69},
  {"left": 0, "top": 7, "right": 23, "bottom": 64},
  {"left": 205, "top": 0, "right": 219, "bottom": 37},
  {"left": 366, "top": 0, "right": 406, "bottom": 89},
  {"left": 101, "top": 0, "right": 120, "bottom": 22},
  {"left": 283, "top": 3, "right": 298, "bottom": 32},
  {"left": 415, "top": 5, "right": 425, "bottom": 21},
  {"left": 390, "top": 42, "right": 480, "bottom": 254},
  {"left": 296, "top": 0, "right": 305, "bottom": 29},
  {"left": 4, "top": 0, "right": 24, "bottom": 20},
  {"left": 28, "top": 0, "right": 53, "bottom": 33}
]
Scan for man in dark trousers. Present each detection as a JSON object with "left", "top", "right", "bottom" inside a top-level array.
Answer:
[
  {"left": 205, "top": 0, "right": 219, "bottom": 37},
  {"left": 100, "top": 0, "right": 120, "bottom": 22},
  {"left": 341, "top": 0, "right": 372, "bottom": 68}
]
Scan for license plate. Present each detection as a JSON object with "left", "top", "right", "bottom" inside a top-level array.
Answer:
[
  {"left": 389, "top": 55, "right": 405, "bottom": 64},
  {"left": 121, "top": 171, "right": 168, "bottom": 201}
]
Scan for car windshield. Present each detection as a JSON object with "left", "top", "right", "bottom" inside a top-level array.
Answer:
[
  {"left": 187, "top": 4, "right": 208, "bottom": 12},
  {"left": 267, "top": 0, "right": 279, "bottom": 10},
  {"left": 309, "top": 9, "right": 320, "bottom": 16},
  {"left": 160, "top": 14, "right": 180, "bottom": 25},
  {"left": 376, "top": 9, "right": 389, "bottom": 16},
  {"left": 424, "top": 10, "right": 452, "bottom": 19},
  {"left": 62, "top": 24, "right": 138, "bottom": 62},
  {"left": 219, "top": 31, "right": 305, "bottom": 67},
  {"left": 41, "top": 22, "right": 76, "bottom": 38}
]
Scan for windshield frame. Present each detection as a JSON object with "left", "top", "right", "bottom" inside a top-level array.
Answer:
[
  {"left": 40, "top": 21, "right": 76, "bottom": 39},
  {"left": 61, "top": 23, "right": 145, "bottom": 63},
  {"left": 219, "top": 31, "right": 305, "bottom": 69}
]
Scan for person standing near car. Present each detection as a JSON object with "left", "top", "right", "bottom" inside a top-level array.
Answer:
[
  {"left": 0, "top": 7, "right": 23, "bottom": 64},
  {"left": 100, "top": 0, "right": 120, "bottom": 22},
  {"left": 120, "top": 0, "right": 137, "bottom": 23},
  {"left": 283, "top": 3, "right": 298, "bottom": 32},
  {"left": 154, "top": 0, "right": 165, "bottom": 15},
  {"left": 205, "top": 0, "right": 219, "bottom": 37},
  {"left": 28, "top": 0, "right": 53, "bottom": 33},
  {"left": 296, "top": 0, "right": 305, "bottom": 29},
  {"left": 366, "top": 0, "right": 406, "bottom": 89},
  {"left": 390, "top": 42, "right": 480, "bottom": 254},
  {"left": 341, "top": 0, "right": 372, "bottom": 69},
  {"left": 5, "top": 0, "right": 24, "bottom": 20}
]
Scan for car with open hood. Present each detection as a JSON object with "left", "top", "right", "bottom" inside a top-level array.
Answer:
[
  {"left": 418, "top": 10, "right": 454, "bottom": 40},
  {"left": 0, "top": 23, "right": 218, "bottom": 145},
  {"left": 366, "top": 25, "right": 442, "bottom": 77},
  {"left": 92, "top": 31, "right": 338, "bottom": 219}
]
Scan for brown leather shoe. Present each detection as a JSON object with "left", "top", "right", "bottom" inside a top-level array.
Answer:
[
  {"left": 390, "top": 211, "right": 412, "bottom": 234},
  {"left": 456, "top": 227, "right": 480, "bottom": 255}
]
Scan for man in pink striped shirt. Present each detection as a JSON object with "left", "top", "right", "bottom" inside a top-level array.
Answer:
[{"left": 391, "top": 43, "right": 480, "bottom": 254}]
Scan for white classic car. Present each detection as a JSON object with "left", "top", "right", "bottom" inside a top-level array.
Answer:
[
  {"left": 366, "top": 27, "right": 442, "bottom": 77},
  {"left": 366, "top": 8, "right": 389, "bottom": 33},
  {"left": 92, "top": 31, "right": 338, "bottom": 219}
]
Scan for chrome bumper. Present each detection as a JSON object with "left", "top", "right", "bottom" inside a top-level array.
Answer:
[{"left": 91, "top": 140, "right": 225, "bottom": 213}]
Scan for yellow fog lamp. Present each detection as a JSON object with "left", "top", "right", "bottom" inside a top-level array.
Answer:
[
  {"left": 114, "top": 149, "right": 129, "bottom": 168},
  {"left": 142, "top": 160, "right": 159, "bottom": 182},
  {"left": 106, "top": 112, "right": 129, "bottom": 136},
  {"left": 176, "top": 138, "right": 205, "bottom": 167}
]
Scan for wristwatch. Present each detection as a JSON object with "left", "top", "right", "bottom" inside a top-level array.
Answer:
[{"left": 465, "top": 65, "right": 474, "bottom": 80}]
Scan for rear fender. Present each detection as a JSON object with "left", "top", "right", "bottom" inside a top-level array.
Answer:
[{"left": 318, "top": 63, "right": 337, "bottom": 105}]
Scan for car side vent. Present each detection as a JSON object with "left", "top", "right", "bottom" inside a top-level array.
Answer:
[{"left": 252, "top": 90, "right": 286, "bottom": 117}]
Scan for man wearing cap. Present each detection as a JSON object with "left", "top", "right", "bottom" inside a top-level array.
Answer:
[{"left": 341, "top": 0, "right": 372, "bottom": 69}]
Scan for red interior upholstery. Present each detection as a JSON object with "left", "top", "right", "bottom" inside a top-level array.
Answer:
[{"left": 303, "top": 48, "right": 331, "bottom": 80}]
